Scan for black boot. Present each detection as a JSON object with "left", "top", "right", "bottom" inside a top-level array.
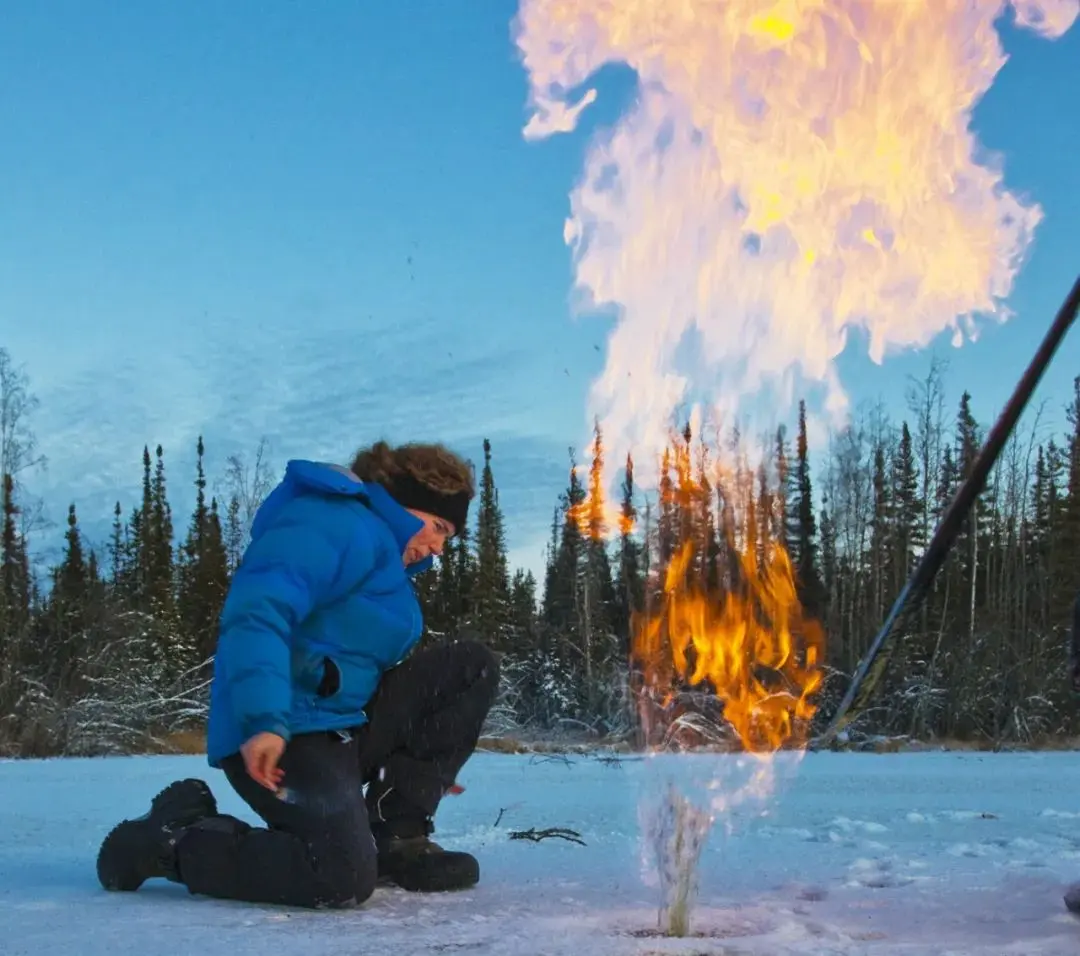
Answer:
[
  {"left": 97, "top": 778, "right": 218, "bottom": 892},
  {"left": 368, "top": 787, "right": 479, "bottom": 893},
  {"left": 373, "top": 818, "right": 479, "bottom": 892}
]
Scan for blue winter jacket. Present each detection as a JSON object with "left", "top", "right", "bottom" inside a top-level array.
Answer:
[{"left": 205, "top": 459, "right": 433, "bottom": 767}]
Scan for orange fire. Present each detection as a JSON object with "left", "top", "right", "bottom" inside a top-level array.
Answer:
[
  {"left": 572, "top": 424, "right": 825, "bottom": 755},
  {"left": 639, "top": 436, "right": 824, "bottom": 754},
  {"left": 634, "top": 532, "right": 824, "bottom": 754},
  {"left": 567, "top": 420, "right": 636, "bottom": 538}
]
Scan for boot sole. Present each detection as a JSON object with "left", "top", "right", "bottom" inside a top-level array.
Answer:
[
  {"left": 97, "top": 779, "right": 218, "bottom": 892},
  {"left": 380, "top": 857, "right": 480, "bottom": 893},
  {"left": 97, "top": 819, "right": 161, "bottom": 891}
]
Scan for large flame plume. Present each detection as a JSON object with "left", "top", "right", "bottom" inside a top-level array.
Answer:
[
  {"left": 516, "top": 0, "right": 1074, "bottom": 754},
  {"left": 515, "top": 0, "right": 1076, "bottom": 484},
  {"left": 515, "top": 0, "right": 1074, "bottom": 917}
]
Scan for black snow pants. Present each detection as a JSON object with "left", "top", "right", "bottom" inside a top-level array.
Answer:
[{"left": 175, "top": 639, "right": 499, "bottom": 908}]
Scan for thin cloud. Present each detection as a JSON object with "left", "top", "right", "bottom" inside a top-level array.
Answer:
[{"left": 24, "top": 315, "right": 577, "bottom": 588}]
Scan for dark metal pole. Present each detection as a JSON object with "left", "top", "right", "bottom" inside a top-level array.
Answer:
[{"left": 813, "top": 272, "right": 1080, "bottom": 749}]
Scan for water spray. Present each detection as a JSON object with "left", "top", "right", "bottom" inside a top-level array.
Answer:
[{"left": 644, "top": 782, "right": 713, "bottom": 937}]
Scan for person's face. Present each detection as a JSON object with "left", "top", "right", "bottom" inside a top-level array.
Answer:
[{"left": 403, "top": 510, "right": 455, "bottom": 565}]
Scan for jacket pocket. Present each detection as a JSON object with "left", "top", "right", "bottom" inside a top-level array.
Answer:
[{"left": 316, "top": 656, "right": 341, "bottom": 698}]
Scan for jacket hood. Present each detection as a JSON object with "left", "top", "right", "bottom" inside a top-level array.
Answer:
[{"left": 251, "top": 460, "right": 434, "bottom": 575}]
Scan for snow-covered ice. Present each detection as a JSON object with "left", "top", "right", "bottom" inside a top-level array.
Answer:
[{"left": 3, "top": 749, "right": 1080, "bottom": 955}]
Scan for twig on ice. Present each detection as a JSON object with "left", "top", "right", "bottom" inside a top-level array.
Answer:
[
  {"left": 528, "top": 753, "right": 574, "bottom": 767},
  {"left": 494, "top": 807, "right": 507, "bottom": 827},
  {"left": 594, "top": 752, "right": 623, "bottom": 768},
  {"left": 508, "top": 827, "right": 586, "bottom": 846}
]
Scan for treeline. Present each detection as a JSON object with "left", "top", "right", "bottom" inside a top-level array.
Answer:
[
  {"left": 426, "top": 358, "right": 1080, "bottom": 749},
  {"left": 0, "top": 349, "right": 278, "bottom": 755},
  {"left": 2, "top": 345, "right": 1079, "bottom": 757},
  {"left": 0, "top": 433, "right": 271, "bottom": 753}
]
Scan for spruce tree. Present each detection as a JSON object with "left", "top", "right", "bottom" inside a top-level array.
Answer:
[
  {"left": 954, "top": 393, "right": 981, "bottom": 640},
  {"left": 756, "top": 459, "right": 774, "bottom": 571},
  {"left": 431, "top": 548, "right": 459, "bottom": 634},
  {"left": 45, "top": 503, "right": 90, "bottom": 681},
  {"left": 534, "top": 453, "right": 591, "bottom": 720},
  {"left": 774, "top": 423, "right": 790, "bottom": 544},
  {"left": 453, "top": 521, "right": 475, "bottom": 628},
  {"left": 133, "top": 445, "right": 153, "bottom": 610},
  {"left": 674, "top": 423, "right": 696, "bottom": 560},
  {"left": 1052, "top": 377, "right": 1080, "bottom": 618},
  {"left": 544, "top": 453, "right": 585, "bottom": 640},
  {"left": 613, "top": 453, "right": 645, "bottom": 653},
  {"left": 178, "top": 438, "right": 230, "bottom": 666},
  {"left": 891, "top": 421, "right": 920, "bottom": 588},
  {"left": 108, "top": 502, "right": 124, "bottom": 589},
  {"left": 177, "top": 439, "right": 208, "bottom": 639},
  {"left": 869, "top": 441, "right": 890, "bottom": 622},
  {"left": 205, "top": 498, "right": 230, "bottom": 606},
  {"left": 132, "top": 444, "right": 187, "bottom": 686},
  {"left": 55, "top": 503, "right": 87, "bottom": 611},
  {"left": 411, "top": 557, "right": 441, "bottom": 642},
  {"left": 223, "top": 494, "right": 245, "bottom": 572},
  {"left": 692, "top": 434, "right": 720, "bottom": 593},
  {"left": 472, "top": 439, "right": 511, "bottom": 649},
  {"left": 579, "top": 423, "right": 617, "bottom": 715},
  {"left": 541, "top": 506, "right": 560, "bottom": 631},
  {"left": 0, "top": 472, "right": 31, "bottom": 643},
  {"left": 656, "top": 448, "right": 677, "bottom": 572},
  {"left": 816, "top": 486, "right": 840, "bottom": 679},
  {"left": 789, "top": 400, "right": 823, "bottom": 615},
  {"left": 509, "top": 568, "right": 538, "bottom": 639},
  {"left": 149, "top": 444, "right": 175, "bottom": 614},
  {"left": 1032, "top": 444, "right": 1049, "bottom": 552}
]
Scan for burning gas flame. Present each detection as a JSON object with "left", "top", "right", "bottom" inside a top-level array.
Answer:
[
  {"left": 563, "top": 416, "right": 823, "bottom": 754},
  {"left": 622, "top": 428, "right": 823, "bottom": 753},
  {"left": 637, "top": 537, "right": 824, "bottom": 752},
  {"left": 516, "top": 0, "right": 1074, "bottom": 755},
  {"left": 515, "top": 0, "right": 1076, "bottom": 487},
  {"left": 566, "top": 419, "right": 636, "bottom": 538}
]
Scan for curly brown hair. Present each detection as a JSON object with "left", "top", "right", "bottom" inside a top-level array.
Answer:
[{"left": 350, "top": 440, "right": 475, "bottom": 499}]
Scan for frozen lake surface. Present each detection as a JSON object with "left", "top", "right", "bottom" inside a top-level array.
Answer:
[{"left": 3, "top": 749, "right": 1080, "bottom": 954}]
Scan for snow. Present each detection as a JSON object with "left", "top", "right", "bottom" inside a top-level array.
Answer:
[{"left": 3, "top": 749, "right": 1080, "bottom": 955}]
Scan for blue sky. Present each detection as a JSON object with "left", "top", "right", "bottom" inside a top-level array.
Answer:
[{"left": 1, "top": 2, "right": 1077, "bottom": 582}]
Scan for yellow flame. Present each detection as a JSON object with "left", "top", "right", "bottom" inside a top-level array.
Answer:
[
  {"left": 516, "top": 0, "right": 1076, "bottom": 487},
  {"left": 566, "top": 422, "right": 634, "bottom": 537},
  {"left": 749, "top": 11, "right": 796, "bottom": 45},
  {"left": 636, "top": 537, "right": 824, "bottom": 753},
  {"left": 617, "top": 430, "right": 822, "bottom": 755}
]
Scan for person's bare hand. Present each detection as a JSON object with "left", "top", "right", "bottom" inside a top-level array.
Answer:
[{"left": 241, "top": 732, "right": 286, "bottom": 791}]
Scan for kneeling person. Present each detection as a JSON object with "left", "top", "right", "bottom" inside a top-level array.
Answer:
[{"left": 96, "top": 442, "right": 498, "bottom": 908}]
